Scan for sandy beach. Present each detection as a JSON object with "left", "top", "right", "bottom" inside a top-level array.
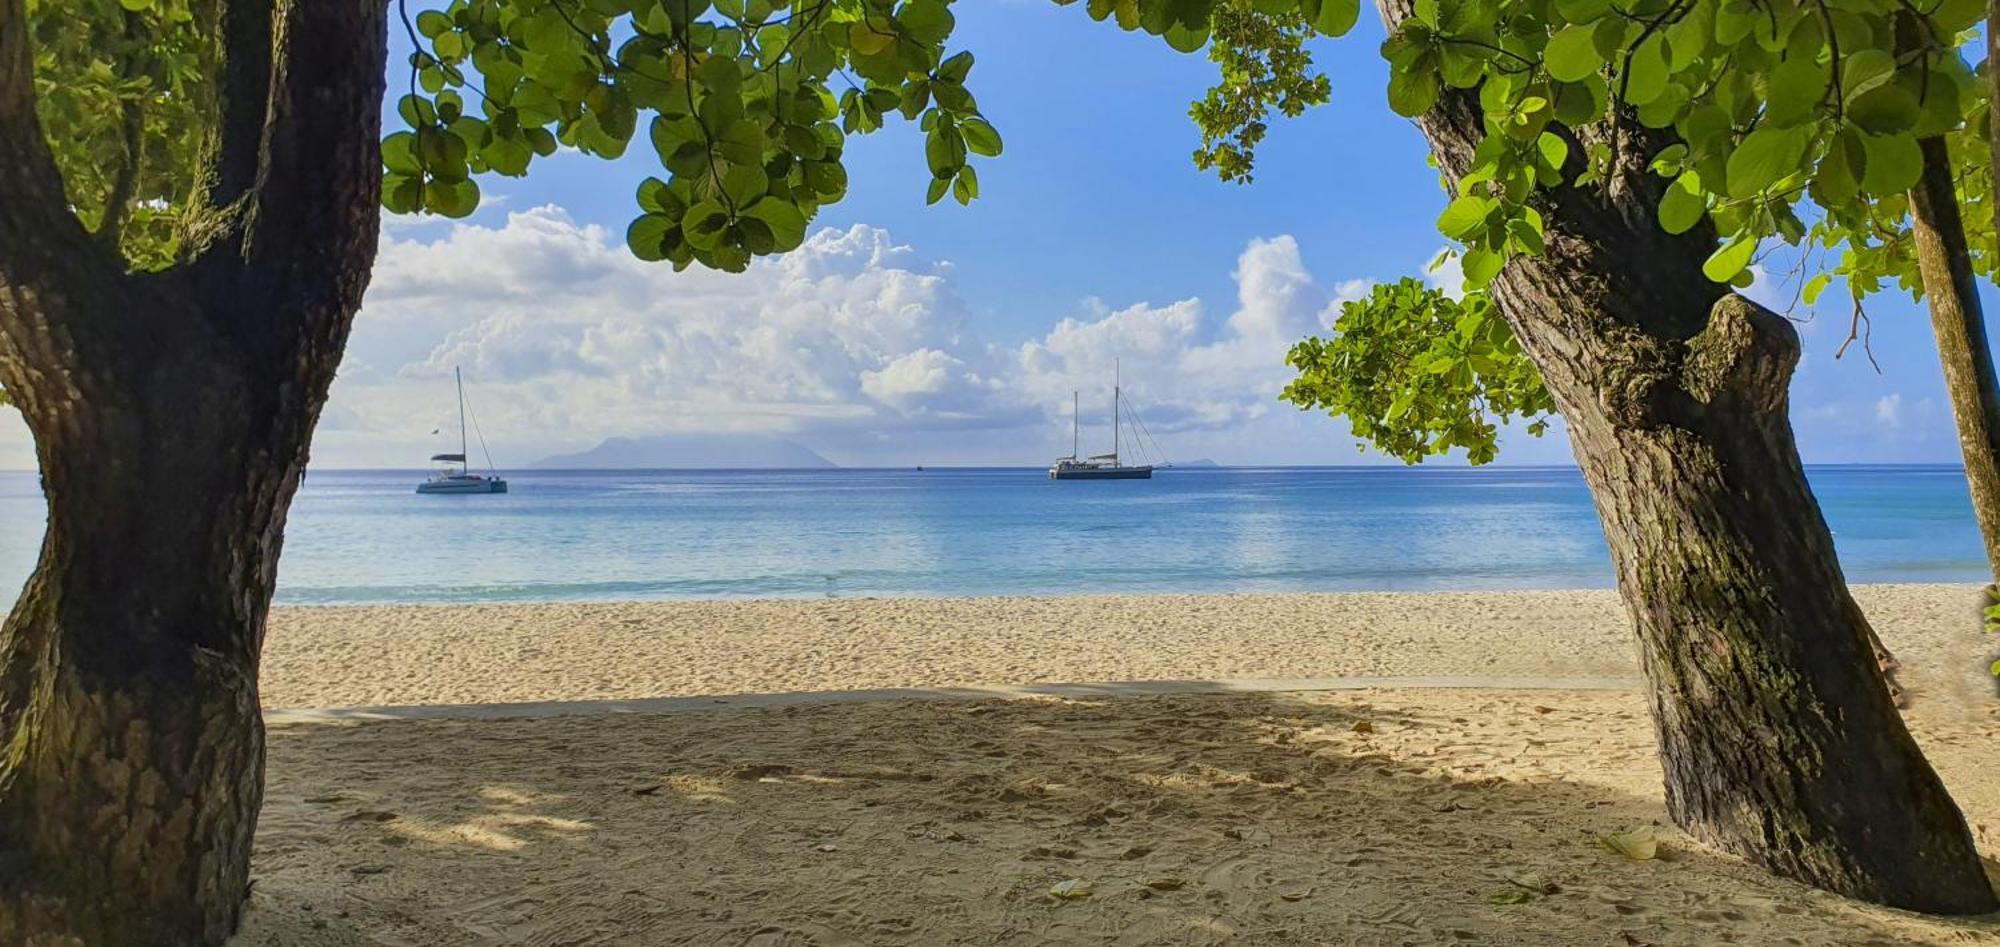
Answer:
[{"left": 240, "top": 585, "right": 2000, "bottom": 945}]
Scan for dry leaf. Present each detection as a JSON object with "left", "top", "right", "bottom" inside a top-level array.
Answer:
[
  {"left": 1143, "top": 877, "right": 1186, "bottom": 891},
  {"left": 1049, "top": 878, "right": 1094, "bottom": 900},
  {"left": 1597, "top": 826, "right": 1659, "bottom": 861},
  {"left": 1505, "top": 873, "right": 1559, "bottom": 894},
  {"left": 1352, "top": 720, "right": 1375, "bottom": 734}
]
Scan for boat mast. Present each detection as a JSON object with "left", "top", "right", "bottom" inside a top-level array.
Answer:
[
  {"left": 456, "top": 366, "right": 467, "bottom": 471},
  {"left": 1112, "top": 359, "right": 1120, "bottom": 464},
  {"left": 1071, "top": 390, "right": 1079, "bottom": 459}
]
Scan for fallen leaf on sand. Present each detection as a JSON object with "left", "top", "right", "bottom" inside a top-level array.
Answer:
[
  {"left": 1351, "top": 720, "right": 1375, "bottom": 734},
  {"left": 1533, "top": 706, "right": 1556, "bottom": 715},
  {"left": 1597, "top": 826, "right": 1660, "bottom": 861},
  {"left": 1278, "top": 885, "right": 1314, "bottom": 901},
  {"left": 1049, "top": 878, "right": 1094, "bottom": 900},
  {"left": 1143, "top": 878, "right": 1186, "bottom": 891},
  {"left": 1506, "top": 873, "right": 1559, "bottom": 895}
]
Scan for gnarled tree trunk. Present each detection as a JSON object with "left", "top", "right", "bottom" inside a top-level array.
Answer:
[
  {"left": 1376, "top": 0, "right": 1996, "bottom": 914},
  {"left": 0, "top": 1, "right": 387, "bottom": 943}
]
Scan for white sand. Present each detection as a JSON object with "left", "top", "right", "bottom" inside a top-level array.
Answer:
[
  {"left": 236, "top": 585, "right": 2000, "bottom": 945},
  {"left": 260, "top": 584, "right": 1996, "bottom": 709}
]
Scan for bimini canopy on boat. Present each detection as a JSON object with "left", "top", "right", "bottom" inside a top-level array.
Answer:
[{"left": 417, "top": 369, "right": 508, "bottom": 494}]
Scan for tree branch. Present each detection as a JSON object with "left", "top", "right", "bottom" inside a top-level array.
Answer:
[
  {"left": 192, "top": 0, "right": 387, "bottom": 375},
  {"left": 206, "top": 0, "right": 274, "bottom": 211}
]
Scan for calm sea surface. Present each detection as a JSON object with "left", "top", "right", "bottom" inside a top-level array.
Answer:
[{"left": 0, "top": 465, "right": 1982, "bottom": 606}]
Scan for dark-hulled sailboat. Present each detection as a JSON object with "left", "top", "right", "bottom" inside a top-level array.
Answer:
[{"left": 1050, "top": 363, "right": 1158, "bottom": 480}]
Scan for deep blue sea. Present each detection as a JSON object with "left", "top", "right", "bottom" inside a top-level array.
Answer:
[{"left": 0, "top": 465, "right": 1983, "bottom": 606}]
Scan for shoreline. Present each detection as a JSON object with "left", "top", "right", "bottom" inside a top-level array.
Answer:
[
  {"left": 262, "top": 576, "right": 1983, "bottom": 611},
  {"left": 261, "top": 583, "right": 1996, "bottom": 711}
]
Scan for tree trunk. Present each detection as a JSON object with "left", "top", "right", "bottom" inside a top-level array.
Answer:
[
  {"left": 1374, "top": 0, "right": 1996, "bottom": 913},
  {"left": 0, "top": 1, "right": 387, "bottom": 943},
  {"left": 0, "top": 307, "right": 290, "bottom": 944},
  {"left": 1909, "top": 135, "right": 2000, "bottom": 582}
]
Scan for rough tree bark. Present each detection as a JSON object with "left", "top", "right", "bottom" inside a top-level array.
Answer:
[
  {"left": 1908, "top": 136, "right": 2000, "bottom": 583},
  {"left": 0, "top": 1, "right": 387, "bottom": 944},
  {"left": 1374, "top": 0, "right": 1997, "bottom": 914}
]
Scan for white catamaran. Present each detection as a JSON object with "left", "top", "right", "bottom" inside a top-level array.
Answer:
[
  {"left": 1050, "top": 362, "right": 1163, "bottom": 480},
  {"left": 417, "top": 367, "right": 508, "bottom": 495}
]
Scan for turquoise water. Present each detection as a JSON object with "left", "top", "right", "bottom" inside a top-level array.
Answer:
[{"left": 0, "top": 465, "right": 1984, "bottom": 606}]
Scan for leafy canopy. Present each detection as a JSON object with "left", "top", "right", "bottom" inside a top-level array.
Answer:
[
  {"left": 26, "top": 0, "right": 216, "bottom": 269},
  {"left": 1065, "top": 0, "right": 1993, "bottom": 463},
  {"left": 1281, "top": 278, "right": 1554, "bottom": 464},
  {"left": 389, "top": 0, "right": 1001, "bottom": 272},
  {"left": 27, "top": 0, "right": 998, "bottom": 277}
]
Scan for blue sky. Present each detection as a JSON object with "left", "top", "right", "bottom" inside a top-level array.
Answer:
[{"left": 0, "top": 2, "right": 1977, "bottom": 468}]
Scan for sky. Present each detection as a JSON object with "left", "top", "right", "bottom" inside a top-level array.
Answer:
[{"left": 0, "top": 2, "right": 1982, "bottom": 468}]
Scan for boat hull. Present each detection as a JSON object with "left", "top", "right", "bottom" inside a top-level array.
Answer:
[
  {"left": 417, "top": 478, "right": 509, "bottom": 495},
  {"left": 1050, "top": 466, "right": 1153, "bottom": 480}
]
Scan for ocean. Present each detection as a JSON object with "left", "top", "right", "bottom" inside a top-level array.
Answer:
[{"left": 0, "top": 465, "right": 1983, "bottom": 606}]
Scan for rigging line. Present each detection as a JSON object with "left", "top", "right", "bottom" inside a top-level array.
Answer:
[
  {"left": 1121, "top": 394, "right": 1168, "bottom": 466},
  {"left": 1135, "top": 407, "right": 1164, "bottom": 466},
  {"left": 463, "top": 382, "right": 499, "bottom": 474}
]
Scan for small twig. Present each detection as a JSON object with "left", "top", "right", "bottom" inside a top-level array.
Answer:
[{"left": 1833, "top": 296, "right": 1882, "bottom": 372}]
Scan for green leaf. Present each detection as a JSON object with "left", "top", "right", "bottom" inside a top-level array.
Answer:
[
  {"left": 722, "top": 162, "right": 769, "bottom": 207},
  {"left": 961, "top": 117, "right": 1004, "bottom": 157},
  {"left": 743, "top": 198, "right": 808, "bottom": 251},
  {"left": 1387, "top": 70, "right": 1440, "bottom": 117},
  {"left": 1725, "top": 125, "right": 1811, "bottom": 199},
  {"left": 1859, "top": 132, "right": 1921, "bottom": 195},
  {"left": 1840, "top": 49, "right": 1897, "bottom": 107},
  {"left": 382, "top": 131, "right": 423, "bottom": 175},
  {"left": 1543, "top": 25, "right": 1601, "bottom": 83},
  {"left": 1802, "top": 272, "right": 1832, "bottom": 305},
  {"left": 1315, "top": 0, "right": 1360, "bottom": 36},
  {"left": 1437, "top": 194, "right": 1493, "bottom": 241},
  {"left": 424, "top": 178, "right": 481, "bottom": 218},
  {"left": 1702, "top": 234, "right": 1757, "bottom": 283},
  {"left": 682, "top": 199, "right": 733, "bottom": 251},
  {"left": 416, "top": 10, "right": 453, "bottom": 38},
  {"left": 637, "top": 177, "right": 684, "bottom": 218},
  {"left": 1657, "top": 171, "right": 1704, "bottom": 234},
  {"left": 1764, "top": 56, "right": 1827, "bottom": 128},
  {"left": 1618, "top": 37, "right": 1669, "bottom": 106},
  {"left": 627, "top": 214, "right": 678, "bottom": 262},
  {"left": 1462, "top": 246, "right": 1503, "bottom": 285}
]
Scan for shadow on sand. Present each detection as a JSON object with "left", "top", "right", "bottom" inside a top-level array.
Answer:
[{"left": 240, "top": 687, "right": 1999, "bottom": 946}]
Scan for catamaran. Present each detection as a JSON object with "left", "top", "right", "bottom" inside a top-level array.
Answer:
[
  {"left": 1050, "top": 362, "right": 1162, "bottom": 480},
  {"left": 417, "top": 367, "right": 508, "bottom": 495}
]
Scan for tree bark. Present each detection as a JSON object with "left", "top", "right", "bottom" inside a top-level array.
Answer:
[
  {"left": 1374, "top": 0, "right": 1996, "bottom": 914},
  {"left": 1909, "top": 135, "right": 2000, "bottom": 583},
  {"left": 0, "top": 1, "right": 387, "bottom": 943}
]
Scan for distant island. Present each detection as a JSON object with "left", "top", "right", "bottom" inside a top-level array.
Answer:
[
  {"left": 1175, "top": 459, "right": 1222, "bottom": 468},
  {"left": 531, "top": 434, "right": 836, "bottom": 469}
]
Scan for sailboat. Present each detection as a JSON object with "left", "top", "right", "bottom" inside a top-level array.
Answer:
[
  {"left": 417, "top": 367, "right": 508, "bottom": 494},
  {"left": 1050, "top": 362, "right": 1159, "bottom": 480}
]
